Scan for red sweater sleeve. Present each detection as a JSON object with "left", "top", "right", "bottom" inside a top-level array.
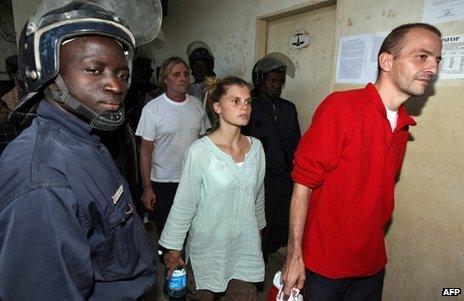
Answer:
[{"left": 292, "top": 93, "right": 348, "bottom": 188}]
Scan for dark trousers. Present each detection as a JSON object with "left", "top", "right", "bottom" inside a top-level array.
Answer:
[
  {"left": 150, "top": 181, "right": 179, "bottom": 235},
  {"left": 262, "top": 174, "right": 293, "bottom": 253},
  {"left": 304, "top": 269, "right": 385, "bottom": 301}
]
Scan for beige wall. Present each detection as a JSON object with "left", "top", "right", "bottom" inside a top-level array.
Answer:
[
  {"left": 10, "top": 0, "right": 464, "bottom": 299},
  {"left": 153, "top": 0, "right": 333, "bottom": 79}
]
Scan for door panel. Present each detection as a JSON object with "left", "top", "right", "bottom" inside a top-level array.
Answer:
[{"left": 266, "top": 5, "right": 336, "bottom": 131}]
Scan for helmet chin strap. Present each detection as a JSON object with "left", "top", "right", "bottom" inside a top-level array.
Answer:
[{"left": 46, "top": 75, "right": 125, "bottom": 131}]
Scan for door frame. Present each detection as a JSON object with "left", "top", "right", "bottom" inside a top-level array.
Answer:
[{"left": 254, "top": 0, "right": 337, "bottom": 63}]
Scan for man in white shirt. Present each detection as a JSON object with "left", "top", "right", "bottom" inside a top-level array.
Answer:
[{"left": 136, "top": 56, "right": 209, "bottom": 234}]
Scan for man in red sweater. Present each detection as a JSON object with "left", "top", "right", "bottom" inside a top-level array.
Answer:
[{"left": 282, "top": 23, "right": 442, "bottom": 300}]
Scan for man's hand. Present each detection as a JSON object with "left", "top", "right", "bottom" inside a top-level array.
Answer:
[
  {"left": 281, "top": 183, "right": 311, "bottom": 299},
  {"left": 141, "top": 187, "right": 156, "bottom": 210},
  {"left": 281, "top": 247, "right": 306, "bottom": 299},
  {"left": 164, "top": 250, "right": 185, "bottom": 278}
]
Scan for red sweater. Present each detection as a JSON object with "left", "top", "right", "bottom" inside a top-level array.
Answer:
[{"left": 292, "top": 84, "right": 415, "bottom": 279}]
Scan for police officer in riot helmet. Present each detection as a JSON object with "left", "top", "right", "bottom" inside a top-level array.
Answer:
[
  {"left": 186, "top": 41, "right": 215, "bottom": 126},
  {"left": 0, "top": 0, "right": 162, "bottom": 299},
  {"left": 244, "top": 53, "right": 301, "bottom": 262},
  {"left": 187, "top": 41, "right": 215, "bottom": 85}
]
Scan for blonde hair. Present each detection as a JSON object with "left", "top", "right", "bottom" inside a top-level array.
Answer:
[
  {"left": 158, "top": 56, "right": 189, "bottom": 91},
  {"left": 204, "top": 76, "right": 251, "bottom": 129}
]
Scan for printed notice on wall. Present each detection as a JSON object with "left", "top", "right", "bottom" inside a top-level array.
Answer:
[
  {"left": 439, "top": 35, "right": 464, "bottom": 79},
  {"left": 335, "top": 32, "right": 387, "bottom": 84},
  {"left": 423, "top": 0, "right": 464, "bottom": 24}
]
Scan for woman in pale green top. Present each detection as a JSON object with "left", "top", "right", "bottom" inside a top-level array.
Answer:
[{"left": 159, "top": 76, "right": 266, "bottom": 300}]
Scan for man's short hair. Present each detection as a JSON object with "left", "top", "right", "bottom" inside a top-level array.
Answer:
[{"left": 377, "top": 23, "right": 442, "bottom": 75}]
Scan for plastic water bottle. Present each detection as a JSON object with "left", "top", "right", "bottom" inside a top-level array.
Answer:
[{"left": 165, "top": 267, "right": 187, "bottom": 300}]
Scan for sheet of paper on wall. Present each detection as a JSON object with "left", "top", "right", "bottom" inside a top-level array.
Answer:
[
  {"left": 422, "top": 0, "right": 464, "bottom": 24},
  {"left": 335, "top": 32, "right": 387, "bottom": 84},
  {"left": 439, "top": 35, "right": 464, "bottom": 79}
]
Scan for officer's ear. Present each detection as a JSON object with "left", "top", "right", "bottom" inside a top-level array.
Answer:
[{"left": 378, "top": 52, "right": 393, "bottom": 73}]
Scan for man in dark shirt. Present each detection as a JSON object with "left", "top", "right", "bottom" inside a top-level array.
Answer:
[
  {"left": 244, "top": 53, "right": 301, "bottom": 260},
  {"left": 0, "top": 1, "right": 162, "bottom": 299},
  {"left": 186, "top": 40, "right": 216, "bottom": 99},
  {"left": 125, "top": 57, "right": 159, "bottom": 132},
  {"left": 186, "top": 41, "right": 216, "bottom": 125}
]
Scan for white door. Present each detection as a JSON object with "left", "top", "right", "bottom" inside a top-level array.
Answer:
[{"left": 266, "top": 5, "right": 337, "bottom": 131}]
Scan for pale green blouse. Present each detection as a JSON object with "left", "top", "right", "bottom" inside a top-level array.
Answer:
[{"left": 159, "top": 135, "right": 266, "bottom": 292}]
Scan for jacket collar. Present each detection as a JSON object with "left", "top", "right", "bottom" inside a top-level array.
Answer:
[{"left": 36, "top": 100, "right": 100, "bottom": 145}]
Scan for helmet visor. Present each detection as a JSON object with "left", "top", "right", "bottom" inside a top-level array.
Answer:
[
  {"left": 186, "top": 41, "right": 213, "bottom": 57},
  {"left": 28, "top": 0, "right": 162, "bottom": 47},
  {"left": 256, "top": 52, "right": 295, "bottom": 78}
]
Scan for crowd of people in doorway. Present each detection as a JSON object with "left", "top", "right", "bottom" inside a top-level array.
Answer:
[{"left": 0, "top": 0, "right": 442, "bottom": 300}]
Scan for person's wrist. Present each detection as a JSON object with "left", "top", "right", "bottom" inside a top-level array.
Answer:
[
  {"left": 287, "top": 243, "right": 302, "bottom": 258},
  {"left": 158, "top": 245, "right": 171, "bottom": 263},
  {"left": 143, "top": 185, "right": 153, "bottom": 191},
  {"left": 159, "top": 244, "right": 171, "bottom": 254}
]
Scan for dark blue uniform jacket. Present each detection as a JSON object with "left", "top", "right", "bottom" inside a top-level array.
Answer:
[{"left": 0, "top": 100, "right": 155, "bottom": 300}]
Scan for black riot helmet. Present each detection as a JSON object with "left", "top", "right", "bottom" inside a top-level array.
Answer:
[
  {"left": 13, "top": 0, "right": 161, "bottom": 131},
  {"left": 252, "top": 52, "right": 296, "bottom": 87},
  {"left": 186, "top": 41, "right": 214, "bottom": 69},
  {"left": 186, "top": 41, "right": 215, "bottom": 82}
]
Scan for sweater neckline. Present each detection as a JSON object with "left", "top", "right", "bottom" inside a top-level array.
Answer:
[{"left": 365, "top": 83, "right": 416, "bottom": 131}]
